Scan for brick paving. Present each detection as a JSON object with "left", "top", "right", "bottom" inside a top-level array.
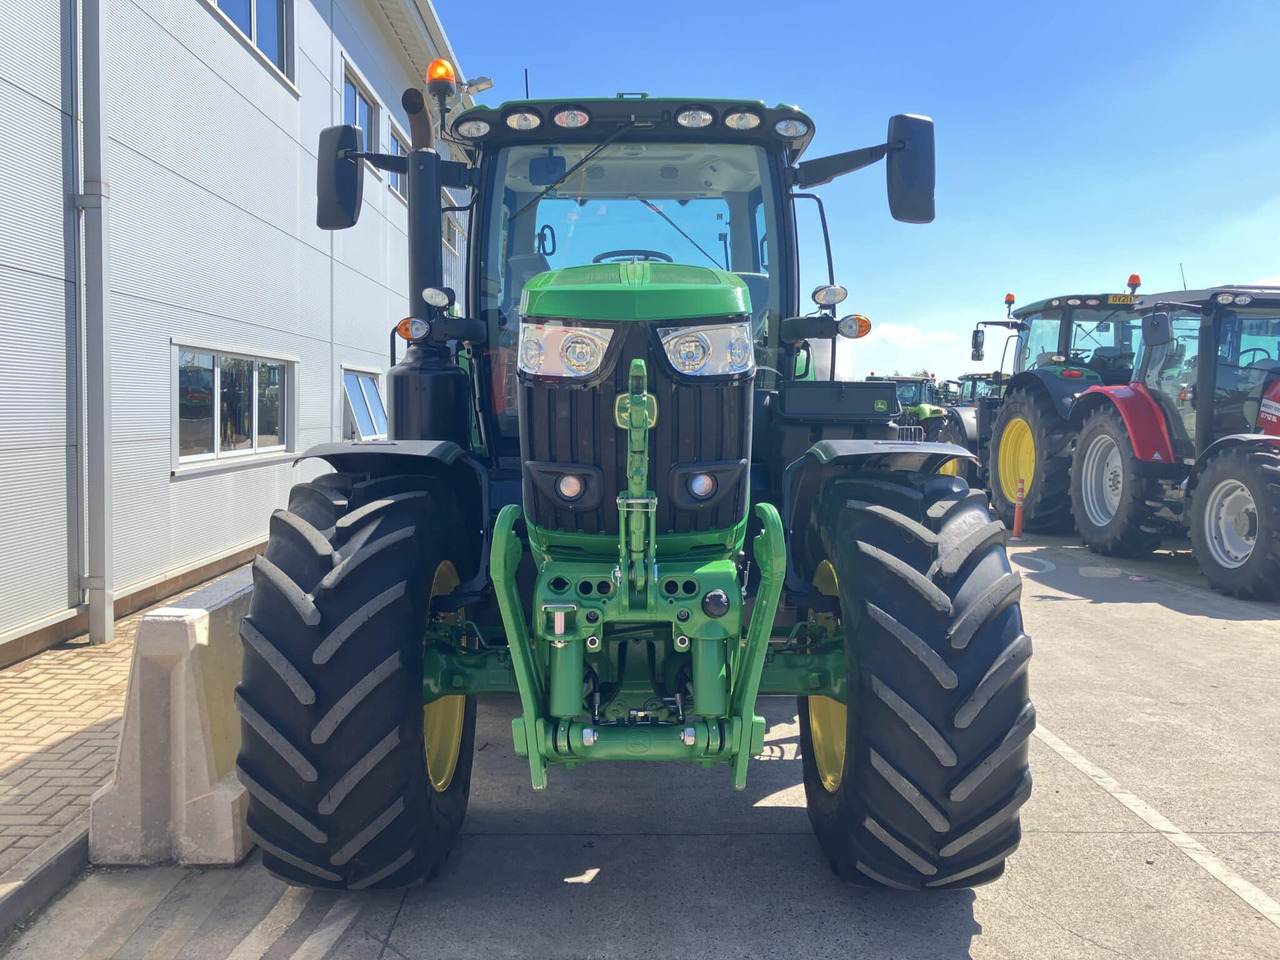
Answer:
[{"left": 0, "top": 584, "right": 213, "bottom": 876}]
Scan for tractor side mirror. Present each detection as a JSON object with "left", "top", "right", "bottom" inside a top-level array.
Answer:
[
  {"left": 317, "top": 125, "right": 365, "bottom": 230},
  {"left": 1142, "top": 313, "right": 1172, "bottom": 348},
  {"left": 971, "top": 328, "right": 985, "bottom": 362},
  {"left": 886, "top": 114, "right": 935, "bottom": 224}
]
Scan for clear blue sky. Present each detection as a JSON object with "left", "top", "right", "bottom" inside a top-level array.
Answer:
[{"left": 434, "top": 0, "right": 1280, "bottom": 379}]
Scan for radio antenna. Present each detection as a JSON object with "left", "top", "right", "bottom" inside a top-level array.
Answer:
[
  {"left": 1179, "top": 262, "right": 1187, "bottom": 291},
  {"left": 524, "top": 68, "right": 530, "bottom": 99}
]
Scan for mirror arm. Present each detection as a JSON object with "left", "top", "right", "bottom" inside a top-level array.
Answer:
[
  {"left": 350, "top": 151, "right": 408, "bottom": 174},
  {"left": 792, "top": 143, "right": 889, "bottom": 189}
]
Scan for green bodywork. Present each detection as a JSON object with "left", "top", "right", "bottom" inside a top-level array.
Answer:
[{"left": 520, "top": 261, "right": 751, "bottom": 321}]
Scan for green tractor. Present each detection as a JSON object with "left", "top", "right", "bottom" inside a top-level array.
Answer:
[
  {"left": 868, "top": 375, "right": 946, "bottom": 432},
  {"left": 233, "top": 64, "right": 1033, "bottom": 893}
]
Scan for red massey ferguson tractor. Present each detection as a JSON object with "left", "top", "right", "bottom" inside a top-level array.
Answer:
[{"left": 1066, "top": 287, "right": 1280, "bottom": 598}]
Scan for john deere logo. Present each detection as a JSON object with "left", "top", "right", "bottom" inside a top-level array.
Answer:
[{"left": 874, "top": 399, "right": 888, "bottom": 412}]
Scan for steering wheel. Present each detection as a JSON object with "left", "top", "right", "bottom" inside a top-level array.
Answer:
[
  {"left": 592, "top": 249, "right": 673, "bottom": 263},
  {"left": 1239, "top": 347, "right": 1273, "bottom": 364}
]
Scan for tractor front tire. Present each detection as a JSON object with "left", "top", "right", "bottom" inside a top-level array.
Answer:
[
  {"left": 799, "top": 472, "right": 1034, "bottom": 890},
  {"left": 1189, "top": 446, "right": 1280, "bottom": 600},
  {"left": 989, "top": 388, "right": 1073, "bottom": 532},
  {"left": 1069, "top": 406, "right": 1159, "bottom": 556},
  {"left": 235, "top": 472, "right": 476, "bottom": 889}
]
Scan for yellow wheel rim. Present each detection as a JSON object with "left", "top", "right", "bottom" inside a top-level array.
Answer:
[
  {"left": 997, "top": 416, "right": 1036, "bottom": 504},
  {"left": 808, "top": 560, "right": 847, "bottom": 794},
  {"left": 424, "top": 560, "right": 465, "bottom": 793},
  {"left": 937, "top": 457, "right": 960, "bottom": 477}
]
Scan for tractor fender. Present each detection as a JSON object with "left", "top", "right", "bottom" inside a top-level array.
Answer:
[
  {"left": 296, "top": 439, "right": 490, "bottom": 590},
  {"left": 1068, "top": 386, "right": 1176, "bottom": 464},
  {"left": 1003, "top": 370, "right": 1086, "bottom": 423},
  {"left": 781, "top": 440, "right": 976, "bottom": 591},
  {"left": 948, "top": 405, "right": 979, "bottom": 447},
  {"left": 1195, "top": 433, "right": 1280, "bottom": 470}
]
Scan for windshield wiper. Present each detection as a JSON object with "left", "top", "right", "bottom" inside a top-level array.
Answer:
[
  {"left": 510, "top": 122, "right": 638, "bottom": 222},
  {"left": 637, "top": 199, "right": 726, "bottom": 270}
]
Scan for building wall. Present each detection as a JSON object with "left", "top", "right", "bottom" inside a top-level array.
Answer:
[{"left": 0, "top": 0, "right": 464, "bottom": 640}]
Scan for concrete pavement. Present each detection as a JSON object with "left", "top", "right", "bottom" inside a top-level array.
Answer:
[{"left": 2, "top": 536, "right": 1278, "bottom": 958}]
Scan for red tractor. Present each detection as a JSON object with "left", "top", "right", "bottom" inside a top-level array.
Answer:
[{"left": 1067, "top": 287, "right": 1280, "bottom": 599}]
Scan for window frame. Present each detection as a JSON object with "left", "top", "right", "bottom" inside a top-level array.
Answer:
[
  {"left": 341, "top": 366, "right": 389, "bottom": 441},
  {"left": 342, "top": 62, "right": 381, "bottom": 178},
  {"left": 171, "top": 340, "right": 296, "bottom": 471},
  {"left": 202, "top": 0, "right": 296, "bottom": 83},
  {"left": 389, "top": 126, "right": 409, "bottom": 201}
]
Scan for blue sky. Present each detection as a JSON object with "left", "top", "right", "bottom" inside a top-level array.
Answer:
[{"left": 434, "top": 0, "right": 1280, "bottom": 379}]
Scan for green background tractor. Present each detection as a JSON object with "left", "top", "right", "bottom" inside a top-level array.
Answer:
[
  {"left": 971, "top": 281, "right": 1142, "bottom": 530},
  {"left": 233, "top": 67, "right": 1034, "bottom": 893}
]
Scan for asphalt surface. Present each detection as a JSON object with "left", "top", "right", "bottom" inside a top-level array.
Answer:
[{"left": 3, "top": 534, "right": 1278, "bottom": 959}]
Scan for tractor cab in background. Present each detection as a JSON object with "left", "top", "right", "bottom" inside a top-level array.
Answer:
[{"left": 1068, "top": 286, "right": 1280, "bottom": 597}]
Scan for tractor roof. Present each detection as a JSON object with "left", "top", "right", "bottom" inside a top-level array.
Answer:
[
  {"left": 1011, "top": 293, "right": 1140, "bottom": 318},
  {"left": 1135, "top": 286, "right": 1280, "bottom": 313},
  {"left": 451, "top": 96, "right": 817, "bottom": 159}
]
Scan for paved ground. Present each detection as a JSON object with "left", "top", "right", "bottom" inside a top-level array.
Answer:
[{"left": 2, "top": 535, "right": 1278, "bottom": 958}]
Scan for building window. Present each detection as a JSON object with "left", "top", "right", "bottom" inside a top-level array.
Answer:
[
  {"left": 389, "top": 130, "right": 408, "bottom": 198},
  {"left": 342, "top": 370, "right": 388, "bottom": 440},
  {"left": 343, "top": 73, "right": 377, "bottom": 155},
  {"left": 177, "top": 348, "right": 289, "bottom": 462},
  {"left": 210, "top": 0, "right": 293, "bottom": 77},
  {"left": 442, "top": 191, "right": 464, "bottom": 253}
]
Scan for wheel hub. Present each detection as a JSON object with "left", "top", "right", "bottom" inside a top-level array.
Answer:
[
  {"left": 1081, "top": 433, "right": 1123, "bottom": 527},
  {"left": 1203, "top": 479, "right": 1257, "bottom": 569},
  {"left": 998, "top": 416, "right": 1036, "bottom": 504}
]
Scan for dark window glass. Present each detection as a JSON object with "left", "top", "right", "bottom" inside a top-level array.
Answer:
[
  {"left": 343, "top": 77, "right": 374, "bottom": 153},
  {"left": 178, "top": 351, "right": 215, "bottom": 457},
  {"left": 258, "top": 361, "right": 284, "bottom": 448},
  {"left": 343, "top": 372, "right": 378, "bottom": 438},
  {"left": 221, "top": 357, "right": 254, "bottom": 452},
  {"left": 255, "top": 0, "right": 282, "bottom": 69},
  {"left": 389, "top": 135, "right": 406, "bottom": 195},
  {"left": 360, "top": 376, "right": 388, "bottom": 435},
  {"left": 220, "top": 0, "right": 252, "bottom": 35}
]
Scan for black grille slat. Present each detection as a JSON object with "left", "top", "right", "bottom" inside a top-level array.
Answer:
[{"left": 520, "top": 325, "right": 750, "bottom": 537}]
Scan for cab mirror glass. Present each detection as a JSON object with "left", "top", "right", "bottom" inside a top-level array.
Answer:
[
  {"left": 886, "top": 114, "right": 935, "bottom": 224},
  {"left": 317, "top": 125, "right": 364, "bottom": 230},
  {"left": 1142, "top": 312, "right": 1172, "bottom": 347}
]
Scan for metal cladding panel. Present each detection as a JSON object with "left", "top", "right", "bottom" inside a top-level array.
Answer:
[
  {"left": 519, "top": 325, "right": 751, "bottom": 536},
  {"left": 0, "top": 0, "right": 64, "bottom": 107},
  {"left": 0, "top": 444, "right": 76, "bottom": 634},
  {"left": 0, "top": 82, "right": 70, "bottom": 282}
]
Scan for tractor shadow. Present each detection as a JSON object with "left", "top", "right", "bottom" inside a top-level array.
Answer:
[
  {"left": 393, "top": 698, "right": 981, "bottom": 960},
  {"left": 1008, "top": 536, "right": 1280, "bottom": 622}
]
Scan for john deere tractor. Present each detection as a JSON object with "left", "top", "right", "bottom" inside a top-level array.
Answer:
[
  {"left": 972, "top": 281, "right": 1143, "bottom": 530},
  {"left": 233, "top": 63, "right": 1033, "bottom": 893}
]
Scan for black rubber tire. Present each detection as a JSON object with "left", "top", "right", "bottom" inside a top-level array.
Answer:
[
  {"left": 798, "top": 472, "right": 1034, "bottom": 890},
  {"left": 935, "top": 417, "right": 976, "bottom": 483},
  {"left": 988, "top": 387, "right": 1073, "bottom": 532},
  {"left": 1189, "top": 447, "right": 1280, "bottom": 601},
  {"left": 1069, "top": 406, "right": 1160, "bottom": 557},
  {"left": 235, "top": 472, "right": 475, "bottom": 889}
]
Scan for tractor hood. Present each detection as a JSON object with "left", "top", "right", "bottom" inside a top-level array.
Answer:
[{"left": 519, "top": 261, "right": 751, "bottom": 323}]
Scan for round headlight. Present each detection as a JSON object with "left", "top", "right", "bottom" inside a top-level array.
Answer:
[
  {"left": 505, "top": 111, "right": 541, "bottom": 131},
  {"left": 724, "top": 110, "right": 761, "bottom": 131},
  {"left": 727, "top": 335, "right": 752, "bottom": 371},
  {"left": 1234, "top": 294, "right": 1252, "bottom": 305},
  {"left": 422, "top": 286, "right": 452, "bottom": 308},
  {"left": 553, "top": 108, "right": 590, "bottom": 128},
  {"left": 837, "top": 315, "right": 872, "bottom": 339},
  {"left": 676, "top": 108, "right": 713, "bottom": 129},
  {"left": 557, "top": 475, "right": 584, "bottom": 500},
  {"left": 561, "top": 334, "right": 602, "bottom": 375},
  {"left": 455, "top": 119, "right": 491, "bottom": 138},
  {"left": 1067, "top": 298, "right": 1081, "bottom": 305},
  {"left": 688, "top": 473, "right": 717, "bottom": 500},
  {"left": 1216, "top": 293, "right": 1234, "bottom": 304},
  {"left": 812, "top": 284, "right": 848, "bottom": 306},
  {"left": 672, "top": 333, "right": 711, "bottom": 374},
  {"left": 520, "top": 337, "right": 544, "bottom": 372},
  {"left": 1085, "top": 298, "right": 1100, "bottom": 305},
  {"left": 774, "top": 117, "right": 809, "bottom": 138}
]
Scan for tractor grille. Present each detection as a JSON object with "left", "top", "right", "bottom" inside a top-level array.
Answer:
[{"left": 519, "top": 324, "right": 752, "bottom": 537}]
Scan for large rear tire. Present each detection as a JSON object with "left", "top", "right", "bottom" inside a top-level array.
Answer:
[
  {"left": 799, "top": 472, "right": 1034, "bottom": 890},
  {"left": 1069, "top": 406, "right": 1159, "bottom": 556},
  {"left": 1189, "top": 447, "right": 1280, "bottom": 600},
  {"left": 989, "top": 387, "right": 1073, "bottom": 532},
  {"left": 235, "top": 472, "right": 475, "bottom": 889}
]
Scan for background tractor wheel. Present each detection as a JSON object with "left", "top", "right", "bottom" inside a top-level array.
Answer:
[
  {"left": 1189, "top": 447, "right": 1280, "bottom": 600},
  {"left": 989, "top": 388, "right": 1073, "bottom": 532},
  {"left": 236, "top": 472, "right": 475, "bottom": 889},
  {"left": 1069, "top": 406, "right": 1159, "bottom": 556},
  {"left": 799, "top": 472, "right": 1033, "bottom": 890},
  {"left": 935, "top": 417, "right": 974, "bottom": 481}
]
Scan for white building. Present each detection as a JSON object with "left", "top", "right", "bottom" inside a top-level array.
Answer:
[{"left": 0, "top": 0, "right": 470, "bottom": 663}]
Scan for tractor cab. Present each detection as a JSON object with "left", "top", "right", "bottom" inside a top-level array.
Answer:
[
  {"left": 955, "top": 372, "right": 1001, "bottom": 405},
  {"left": 1010, "top": 290, "right": 1143, "bottom": 387}
]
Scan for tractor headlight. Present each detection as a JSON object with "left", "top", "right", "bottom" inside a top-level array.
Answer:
[
  {"left": 518, "top": 322, "right": 613, "bottom": 378},
  {"left": 658, "top": 321, "right": 756, "bottom": 377}
]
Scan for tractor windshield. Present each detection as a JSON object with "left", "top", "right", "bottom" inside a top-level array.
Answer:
[
  {"left": 1067, "top": 307, "right": 1142, "bottom": 377},
  {"left": 895, "top": 381, "right": 925, "bottom": 405},
  {"left": 481, "top": 141, "right": 782, "bottom": 436}
]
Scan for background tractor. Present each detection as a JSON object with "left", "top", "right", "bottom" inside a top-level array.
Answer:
[
  {"left": 868, "top": 375, "right": 945, "bottom": 432},
  {"left": 928, "top": 373, "right": 1005, "bottom": 478},
  {"left": 971, "top": 279, "right": 1143, "bottom": 530},
  {"left": 1067, "top": 287, "right": 1280, "bottom": 598},
  {"left": 233, "top": 64, "right": 1034, "bottom": 893}
]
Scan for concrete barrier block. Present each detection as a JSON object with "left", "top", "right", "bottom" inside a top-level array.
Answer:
[{"left": 90, "top": 567, "right": 254, "bottom": 867}]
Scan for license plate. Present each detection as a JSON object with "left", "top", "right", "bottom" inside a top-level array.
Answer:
[{"left": 1107, "top": 294, "right": 1135, "bottom": 304}]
